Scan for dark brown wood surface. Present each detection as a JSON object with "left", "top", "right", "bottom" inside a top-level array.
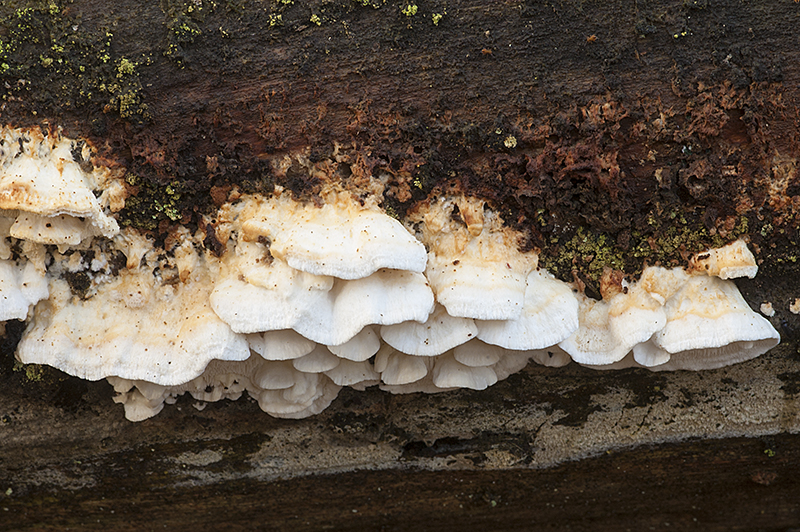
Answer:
[{"left": 1, "top": 0, "right": 798, "bottom": 285}]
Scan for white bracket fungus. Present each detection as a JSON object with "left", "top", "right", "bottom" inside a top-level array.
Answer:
[
  {"left": 644, "top": 274, "right": 780, "bottom": 371},
  {"left": 0, "top": 260, "right": 48, "bottom": 321},
  {"left": 17, "top": 247, "right": 250, "bottom": 386},
  {"left": 688, "top": 238, "right": 758, "bottom": 279},
  {"left": 475, "top": 269, "right": 580, "bottom": 350},
  {"left": 408, "top": 197, "right": 538, "bottom": 320},
  {"left": 560, "top": 251, "right": 779, "bottom": 371},
  {"left": 380, "top": 304, "right": 478, "bottom": 357},
  {"left": 374, "top": 345, "right": 430, "bottom": 386},
  {"left": 560, "top": 279, "right": 667, "bottom": 367},
  {"left": 0, "top": 130, "right": 781, "bottom": 422},
  {"left": 239, "top": 191, "right": 428, "bottom": 279},
  {"left": 431, "top": 352, "right": 498, "bottom": 391},
  {"left": 0, "top": 127, "right": 120, "bottom": 249},
  {"left": 246, "top": 329, "right": 316, "bottom": 361}
]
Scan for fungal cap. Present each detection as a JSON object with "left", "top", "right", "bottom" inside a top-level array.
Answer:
[
  {"left": 379, "top": 375, "right": 447, "bottom": 395},
  {"left": 380, "top": 304, "right": 477, "bottom": 357},
  {"left": 18, "top": 270, "right": 250, "bottom": 387},
  {"left": 375, "top": 345, "right": 429, "bottom": 385},
  {"left": 0, "top": 259, "right": 48, "bottom": 321},
  {"left": 240, "top": 193, "right": 427, "bottom": 279},
  {"left": 491, "top": 350, "right": 536, "bottom": 380},
  {"left": 324, "top": 359, "right": 380, "bottom": 386},
  {"left": 108, "top": 377, "right": 165, "bottom": 422},
  {"left": 651, "top": 275, "right": 780, "bottom": 369},
  {"left": 527, "top": 345, "right": 573, "bottom": 368},
  {"left": 9, "top": 213, "right": 106, "bottom": 249},
  {"left": 477, "top": 269, "right": 580, "bottom": 350},
  {"left": 413, "top": 196, "right": 538, "bottom": 320},
  {"left": 326, "top": 325, "right": 381, "bottom": 362},
  {"left": 560, "top": 289, "right": 665, "bottom": 366},
  {"left": 689, "top": 238, "right": 758, "bottom": 279},
  {"left": 432, "top": 352, "right": 498, "bottom": 391},
  {"left": 425, "top": 255, "right": 531, "bottom": 320},
  {"left": 292, "top": 345, "right": 341, "bottom": 373},
  {"left": 289, "top": 269, "right": 436, "bottom": 346},
  {"left": 254, "top": 360, "right": 303, "bottom": 390},
  {"left": 247, "top": 329, "right": 316, "bottom": 361},
  {"left": 209, "top": 260, "right": 333, "bottom": 334},
  {"left": 0, "top": 127, "right": 119, "bottom": 242},
  {"left": 453, "top": 339, "right": 503, "bottom": 367},
  {"left": 256, "top": 372, "right": 342, "bottom": 419},
  {"left": 631, "top": 339, "right": 671, "bottom": 367},
  {"left": 212, "top": 264, "right": 434, "bottom": 346}
]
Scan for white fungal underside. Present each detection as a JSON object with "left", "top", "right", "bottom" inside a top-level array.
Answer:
[{"left": 0, "top": 126, "right": 781, "bottom": 422}]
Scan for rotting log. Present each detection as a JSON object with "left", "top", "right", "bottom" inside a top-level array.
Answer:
[{"left": 1, "top": 0, "right": 799, "bottom": 528}]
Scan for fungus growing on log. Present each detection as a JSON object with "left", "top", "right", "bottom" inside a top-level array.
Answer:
[
  {"left": 1, "top": 128, "right": 782, "bottom": 422},
  {"left": 0, "top": 126, "right": 120, "bottom": 248},
  {"left": 408, "top": 196, "right": 538, "bottom": 320}
]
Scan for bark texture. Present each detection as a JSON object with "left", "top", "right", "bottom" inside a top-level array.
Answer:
[{"left": 1, "top": 0, "right": 799, "bottom": 529}]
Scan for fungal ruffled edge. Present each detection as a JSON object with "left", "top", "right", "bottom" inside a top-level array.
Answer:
[{"left": 1, "top": 126, "right": 781, "bottom": 421}]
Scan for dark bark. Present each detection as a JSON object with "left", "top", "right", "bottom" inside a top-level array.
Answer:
[
  {"left": 4, "top": 433, "right": 800, "bottom": 531},
  {"left": 1, "top": 1, "right": 798, "bottom": 285}
]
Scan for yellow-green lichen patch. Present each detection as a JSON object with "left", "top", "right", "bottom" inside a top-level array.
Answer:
[
  {"left": 119, "top": 174, "right": 187, "bottom": 230},
  {"left": 538, "top": 213, "right": 752, "bottom": 289},
  {"left": 12, "top": 360, "right": 66, "bottom": 387},
  {"left": 161, "top": 0, "right": 216, "bottom": 63},
  {"left": 0, "top": 3, "right": 149, "bottom": 122},
  {"left": 539, "top": 226, "right": 625, "bottom": 284},
  {"left": 401, "top": 4, "right": 418, "bottom": 17},
  {"left": 352, "top": 0, "right": 386, "bottom": 8}
]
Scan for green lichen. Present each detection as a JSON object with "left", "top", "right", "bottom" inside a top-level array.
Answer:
[
  {"left": 12, "top": 360, "right": 52, "bottom": 384},
  {"left": 539, "top": 213, "right": 751, "bottom": 287},
  {"left": 541, "top": 227, "right": 625, "bottom": 282},
  {"left": 161, "top": 0, "right": 216, "bottom": 63},
  {"left": 352, "top": 0, "right": 384, "bottom": 8},
  {"left": 0, "top": 3, "right": 148, "bottom": 123},
  {"left": 401, "top": 4, "right": 418, "bottom": 17},
  {"left": 119, "top": 174, "right": 186, "bottom": 229},
  {"left": 384, "top": 204, "right": 399, "bottom": 220},
  {"left": 117, "top": 57, "right": 136, "bottom": 77},
  {"left": 108, "top": 57, "right": 149, "bottom": 119},
  {"left": 431, "top": 12, "right": 443, "bottom": 25}
]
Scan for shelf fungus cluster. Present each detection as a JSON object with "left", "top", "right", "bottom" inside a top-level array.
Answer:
[{"left": 1, "top": 127, "right": 781, "bottom": 421}]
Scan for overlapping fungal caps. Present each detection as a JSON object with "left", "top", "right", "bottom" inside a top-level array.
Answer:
[
  {"left": 207, "top": 190, "right": 435, "bottom": 344},
  {"left": 0, "top": 126, "right": 122, "bottom": 249},
  {"left": 0, "top": 127, "right": 782, "bottom": 422},
  {"left": 558, "top": 240, "right": 780, "bottom": 371},
  {"left": 0, "top": 126, "right": 122, "bottom": 322},
  {"left": 107, "top": 352, "right": 343, "bottom": 422},
  {"left": 100, "top": 190, "right": 586, "bottom": 419},
  {"left": 17, "top": 229, "right": 250, "bottom": 385}
]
